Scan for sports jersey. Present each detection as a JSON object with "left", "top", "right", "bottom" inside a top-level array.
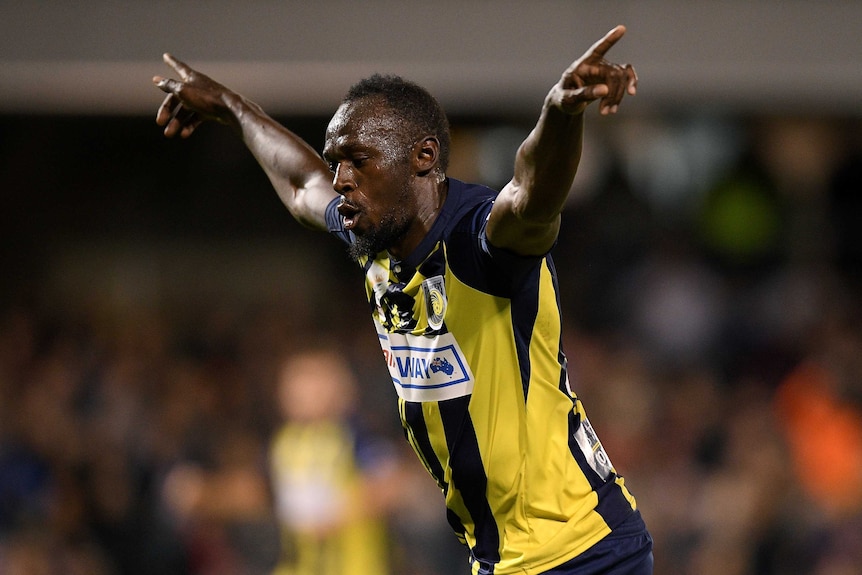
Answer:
[
  {"left": 270, "top": 420, "right": 390, "bottom": 575},
  {"left": 325, "top": 178, "right": 639, "bottom": 575}
]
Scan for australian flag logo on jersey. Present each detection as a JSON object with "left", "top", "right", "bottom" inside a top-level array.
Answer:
[{"left": 379, "top": 331, "right": 475, "bottom": 402}]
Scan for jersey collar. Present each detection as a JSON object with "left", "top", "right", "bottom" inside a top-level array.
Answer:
[{"left": 391, "top": 178, "right": 463, "bottom": 275}]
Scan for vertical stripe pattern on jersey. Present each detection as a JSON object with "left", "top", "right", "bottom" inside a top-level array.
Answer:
[{"left": 439, "top": 396, "right": 501, "bottom": 570}]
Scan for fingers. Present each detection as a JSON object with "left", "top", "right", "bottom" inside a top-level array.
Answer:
[
  {"left": 570, "top": 84, "right": 608, "bottom": 105},
  {"left": 561, "top": 24, "right": 628, "bottom": 83},
  {"left": 180, "top": 118, "right": 204, "bottom": 139},
  {"left": 163, "top": 52, "right": 193, "bottom": 80},
  {"left": 165, "top": 105, "right": 201, "bottom": 139},
  {"left": 598, "top": 64, "right": 638, "bottom": 115},
  {"left": 153, "top": 80, "right": 185, "bottom": 137},
  {"left": 562, "top": 63, "right": 636, "bottom": 115},
  {"left": 153, "top": 53, "right": 206, "bottom": 137},
  {"left": 153, "top": 75, "right": 181, "bottom": 95},
  {"left": 558, "top": 25, "right": 637, "bottom": 116},
  {"left": 153, "top": 52, "right": 193, "bottom": 93},
  {"left": 589, "top": 24, "right": 626, "bottom": 58},
  {"left": 155, "top": 91, "right": 198, "bottom": 138},
  {"left": 626, "top": 64, "right": 638, "bottom": 96},
  {"left": 153, "top": 55, "right": 191, "bottom": 135},
  {"left": 155, "top": 92, "right": 177, "bottom": 127},
  {"left": 601, "top": 63, "right": 634, "bottom": 114}
]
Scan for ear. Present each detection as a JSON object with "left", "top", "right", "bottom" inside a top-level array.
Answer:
[{"left": 412, "top": 136, "right": 440, "bottom": 177}]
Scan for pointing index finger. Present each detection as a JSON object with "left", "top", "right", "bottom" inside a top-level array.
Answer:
[
  {"left": 589, "top": 24, "right": 626, "bottom": 58},
  {"left": 162, "top": 52, "right": 192, "bottom": 80}
]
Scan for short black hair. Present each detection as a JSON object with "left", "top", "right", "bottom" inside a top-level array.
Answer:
[{"left": 344, "top": 74, "right": 450, "bottom": 172}]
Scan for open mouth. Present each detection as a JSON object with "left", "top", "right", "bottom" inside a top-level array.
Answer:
[{"left": 336, "top": 200, "right": 361, "bottom": 230}]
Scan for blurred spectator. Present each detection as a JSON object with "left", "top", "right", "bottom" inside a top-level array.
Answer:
[
  {"left": 771, "top": 307, "right": 862, "bottom": 574},
  {"left": 268, "top": 347, "right": 402, "bottom": 575},
  {"left": 161, "top": 427, "right": 278, "bottom": 575}
]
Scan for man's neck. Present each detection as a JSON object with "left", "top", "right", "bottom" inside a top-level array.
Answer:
[{"left": 388, "top": 179, "right": 448, "bottom": 261}]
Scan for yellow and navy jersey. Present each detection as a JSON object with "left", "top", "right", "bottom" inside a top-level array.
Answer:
[
  {"left": 326, "top": 178, "right": 638, "bottom": 575},
  {"left": 270, "top": 420, "right": 390, "bottom": 575}
]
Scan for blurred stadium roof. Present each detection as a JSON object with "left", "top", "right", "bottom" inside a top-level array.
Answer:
[{"left": 1, "top": 0, "right": 860, "bottom": 116}]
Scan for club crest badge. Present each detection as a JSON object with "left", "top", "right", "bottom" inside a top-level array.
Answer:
[{"left": 422, "top": 275, "right": 447, "bottom": 331}]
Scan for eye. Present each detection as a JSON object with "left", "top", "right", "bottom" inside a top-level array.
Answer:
[
  {"left": 327, "top": 161, "right": 337, "bottom": 173},
  {"left": 352, "top": 155, "right": 369, "bottom": 168}
]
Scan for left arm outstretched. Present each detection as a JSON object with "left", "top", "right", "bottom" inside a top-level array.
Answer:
[{"left": 486, "top": 25, "right": 638, "bottom": 256}]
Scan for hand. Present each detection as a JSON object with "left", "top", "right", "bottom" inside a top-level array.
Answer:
[
  {"left": 153, "top": 53, "right": 236, "bottom": 138},
  {"left": 552, "top": 25, "right": 638, "bottom": 116}
]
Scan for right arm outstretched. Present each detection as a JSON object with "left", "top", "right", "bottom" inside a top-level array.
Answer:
[{"left": 153, "top": 53, "right": 336, "bottom": 231}]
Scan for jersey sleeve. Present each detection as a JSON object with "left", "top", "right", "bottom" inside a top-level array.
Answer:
[
  {"left": 446, "top": 198, "right": 548, "bottom": 298},
  {"left": 477, "top": 199, "right": 557, "bottom": 263}
]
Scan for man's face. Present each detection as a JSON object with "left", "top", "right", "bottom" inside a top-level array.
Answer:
[{"left": 323, "top": 98, "right": 415, "bottom": 260}]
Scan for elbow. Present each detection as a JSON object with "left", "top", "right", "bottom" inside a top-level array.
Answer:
[{"left": 509, "top": 183, "right": 565, "bottom": 225}]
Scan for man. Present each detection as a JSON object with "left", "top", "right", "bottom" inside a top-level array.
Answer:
[
  {"left": 270, "top": 348, "right": 400, "bottom": 575},
  {"left": 153, "top": 25, "right": 651, "bottom": 574}
]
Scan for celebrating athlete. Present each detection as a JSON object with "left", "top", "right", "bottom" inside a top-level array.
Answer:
[{"left": 153, "top": 25, "right": 651, "bottom": 575}]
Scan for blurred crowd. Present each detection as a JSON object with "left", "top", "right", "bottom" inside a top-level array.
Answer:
[{"left": 1, "top": 114, "right": 861, "bottom": 575}]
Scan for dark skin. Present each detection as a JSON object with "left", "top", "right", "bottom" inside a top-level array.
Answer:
[
  {"left": 153, "top": 25, "right": 637, "bottom": 259},
  {"left": 322, "top": 97, "right": 444, "bottom": 260}
]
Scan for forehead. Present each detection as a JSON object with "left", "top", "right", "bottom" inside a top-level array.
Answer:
[{"left": 324, "top": 98, "right": 404, "bottom": 155}]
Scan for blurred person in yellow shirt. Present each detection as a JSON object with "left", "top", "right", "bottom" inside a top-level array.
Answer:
[{"left": 270, "top": 347, "right": 402, "bottom": 575}]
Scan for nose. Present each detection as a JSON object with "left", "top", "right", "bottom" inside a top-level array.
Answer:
[{"left": 332, "top": 163, "right": 354, "bottom": 194}]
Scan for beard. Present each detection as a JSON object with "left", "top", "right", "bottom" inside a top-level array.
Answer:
[{"left": 348, "top": 200, "right": 412, "bottom": 261}]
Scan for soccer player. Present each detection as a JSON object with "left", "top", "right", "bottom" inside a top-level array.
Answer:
[{"left": 153, "top": 25, "right": 652, "bottom": 575}]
